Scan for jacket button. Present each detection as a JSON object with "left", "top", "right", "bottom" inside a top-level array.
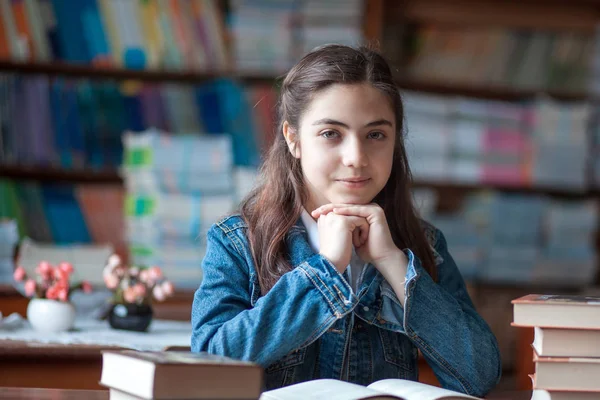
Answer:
[{"left": 363, "top": 306, "right": 369, "bottom": 312}]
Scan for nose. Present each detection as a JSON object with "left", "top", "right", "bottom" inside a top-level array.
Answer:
[{"left": 341, "top": 138, "right": 368, "bottom": 168}]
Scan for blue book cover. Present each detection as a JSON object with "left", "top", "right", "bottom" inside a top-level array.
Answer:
[
  {"left": 80, "top": 0, "right": 110, "bottom": 61},
  {"left": 123, "top": 90, "right": 145, "bottom": 132},
  {"left": 41, "top": 184, "right": 91, "bottom": 244},
  {"left": 217, "top": 79, "right": 260, "bottom": 167},
  {"left": 76, "top": 81, "right": 103, "bottom": 168},
  {"left": 194, "top": 82, "right": 224, "bottom": 134},
  {"left": 65, "top": 84, "right": 85, "bottom": 168},
  {"left": 50, "top": 0, "right": 90, "bottom": 62},
  {"left": 49, "top": 79, "right": 72, "bottom": 168}
]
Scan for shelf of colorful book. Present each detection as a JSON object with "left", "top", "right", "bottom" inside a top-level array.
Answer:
[
  {"left": 2, "top": 165, "right": 598, "bottom": 199},
  {"left": 0, "top": 61, "right": 590, "bottom": 102}
]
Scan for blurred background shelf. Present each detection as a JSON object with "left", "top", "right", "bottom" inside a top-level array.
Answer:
[{"left": 2, "top": 165, "right": 598, "bottom": 198}]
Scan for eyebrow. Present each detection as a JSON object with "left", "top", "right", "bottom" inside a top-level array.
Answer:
[{"left": 312, "top": 118, "right": 393, "bottom": 128}]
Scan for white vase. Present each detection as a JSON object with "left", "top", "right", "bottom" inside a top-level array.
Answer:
[{"left": 27, "top": 298, "right": 76, "bottom": 333}]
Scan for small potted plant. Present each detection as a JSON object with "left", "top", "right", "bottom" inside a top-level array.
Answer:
[
  {"left": 103, "top": 254, "right": 174, "bottom": 332},
  {"left": 13, "top": 261, "right": 93, "bottom": 333}
]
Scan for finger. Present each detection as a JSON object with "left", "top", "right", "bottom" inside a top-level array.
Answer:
[
  {"left": 344, "top": 216, "right": 370, "bottom": 238},
  {"left": 311, "top": 204, "right": 335, "bottom": 219},
  {"left": 333, "top": 205, "right": 379, "bottom": 220},
  {"left": 352, "top": 229, "right": 361, "bottom": 248},
  {"left": 359, "top": 223, "right": 369, "bottom": 246},
  {"left": 311, "top": 203, "right": 357, "bottom": 218}
]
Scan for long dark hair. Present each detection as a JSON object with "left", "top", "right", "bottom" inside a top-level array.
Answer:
[{"left": 241, "top": 44, "right": 437, "bottom": 294}]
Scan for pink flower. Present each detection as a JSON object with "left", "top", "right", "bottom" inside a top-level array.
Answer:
[
  {"left": 104, "top": 274, "right": 119, "bottom": 289},
  {"left": 24, "top": 279, "right": 36, "bottom": 297},
  {"left": 138, "top": 270, "right": 150, "bottom": 283},
  {"left": 148, "top": 266, "right": 163, "bottom": 280},
  {"left": 45, "top": 285, "right": 58, "bottom": 300},
  {"left": 13, "top": 266, "right": 26, "bottom": 282},
  {"left": 123, "top": 287, "right": 138, "bottom": 303},
  {"left": 133, "top": 283, "right": 146, "bottom": 297},
  {"left": 36, "top": 261, "right": 53, "bottom": 279},
  {"left": 58, "top": 262, "right": 74, "bottom": 275},
  {"left": 81, "top": 281, "right": 93, "bottom": 294},
  {"left": 54, "top": 268, "right": 69, "bottom": 283},
  {"left": 152, "top": 285, "right": 165, "bottom": 302},
  {"left": 57, "top": 287, "right": 68, "bottom": 302},
  {"left": 161, "top": 281, "right": 174, "bottom": 297}
]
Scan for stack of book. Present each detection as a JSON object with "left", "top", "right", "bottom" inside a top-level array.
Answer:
[
  {"left": 100, "top": 350, "right": 263, "bottom": 400},
  {"left": 122, "top": 128, "right": 237, "bottom": 289},
  {"left": 512, "top": 294, "right": 600, "bottom": 399}
]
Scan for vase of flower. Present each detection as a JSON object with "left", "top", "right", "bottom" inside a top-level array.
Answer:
[
  {"left": 14, "top": 261, "right": 93, "bottom": 333},
  {"left": 27, "top": 298, "right": 76, "bottom": 333},
  {"left": 103, "top": 254, "right": 174, "bottom": 332},
  {"left": 108, "top": 302, "right": 153, "bottom": 332}
]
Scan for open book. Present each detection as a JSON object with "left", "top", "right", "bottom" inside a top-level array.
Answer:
[{"left": 259, "top": 379, "right": 481, "bottom": 400}]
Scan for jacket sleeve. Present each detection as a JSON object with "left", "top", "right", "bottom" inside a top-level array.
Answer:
[
  {"left": 190, "top": 224, "right": 358, "bottom": 367},
  {"left": 376, "top": 227, "right": 502, "bottom": 397}
]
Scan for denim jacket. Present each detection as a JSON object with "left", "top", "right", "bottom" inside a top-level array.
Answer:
[{"left": 191, "top": 215, "right": 501, "bottom": 397}]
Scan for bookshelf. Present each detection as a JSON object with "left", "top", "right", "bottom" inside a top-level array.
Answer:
[{"left": 1, "top": 164, "right": 598, "bottom": 199}]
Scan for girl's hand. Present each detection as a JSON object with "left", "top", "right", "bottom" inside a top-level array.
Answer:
[
  {"left": 316, "top": 212, "right": 369, "bottom": 274},
  {"left": 312, "top": 203, "right": 405, "bottom": 270}
]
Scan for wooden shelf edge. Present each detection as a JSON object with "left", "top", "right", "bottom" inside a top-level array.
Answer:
[
  {"left": 0, "top": 165, "right": 122, "bottom": 184},
  {"left": 398, "top": 79, "right": 589, "bottom": 102},
  {"left": 412, "top": 179, "right": 600, "bottom": 198},
  {"left": 0, "top": 60, "right": 283, "bottom": 84},
  {"left": 2, "top": 165, "right": 598, "bottom": 197},
  {"left": 0, "top": 61, "right": 590, "bottom": 101}
]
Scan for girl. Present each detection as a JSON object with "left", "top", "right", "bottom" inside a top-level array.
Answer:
[{"left": 191, "top": 45, "right": 501, "bottom": 397}]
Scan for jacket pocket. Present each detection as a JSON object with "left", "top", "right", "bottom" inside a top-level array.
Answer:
[
  {"left": 378, "top": 328, "right": 414, "bottom": 372},
  {"left": 264, "top": 347, "right": 307, "bottom": 389}
]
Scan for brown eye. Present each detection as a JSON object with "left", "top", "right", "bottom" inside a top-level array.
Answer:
[
  {"left": 368, "top": 131, "right": 385, "bottom": 140},
  {"left": 321, "top": 130, "right": 339, "bottom": 139}
]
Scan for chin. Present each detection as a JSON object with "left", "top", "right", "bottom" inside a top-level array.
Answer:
[{"left": 329, "top": 193, "right": 375, "bottom": 205}]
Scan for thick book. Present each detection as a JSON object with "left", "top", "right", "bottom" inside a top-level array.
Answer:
[
  {"left": 259, "top": 378, "right": 481, "bottom": 400},
  {"left": 533, "top": 326, "right": 600, "bottom": 357},
  {"left": 531, "top": 389, "right": 600, "bottom": 400},
  {"left": 100, "top": 350, "right": 263, "bottom": 400},
  {"left": 512, "top": 294, "right": 600, "bottom": 329},
  {"left": 534, "top": 353, "right": 600, "bottom": 392}
]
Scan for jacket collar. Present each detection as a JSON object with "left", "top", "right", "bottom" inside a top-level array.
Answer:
[{"left": 286, "top": 218, "right": 317, "bottom": 268}]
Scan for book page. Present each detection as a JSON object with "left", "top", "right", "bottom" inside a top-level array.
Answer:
[
  {"left": 260, "top": 379, "right": 402, "bottom": 400},
  {"left": 367, "top": 379, "right": 481, "bottom": 400}
]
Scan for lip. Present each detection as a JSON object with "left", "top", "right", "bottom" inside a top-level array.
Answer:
[{"left": 337, "top": 177, "right": 371, "bottom": 188}]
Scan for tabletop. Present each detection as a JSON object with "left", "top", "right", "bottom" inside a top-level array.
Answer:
[{"left": 0, "top": 387, "right": 532, "bottom": 400}]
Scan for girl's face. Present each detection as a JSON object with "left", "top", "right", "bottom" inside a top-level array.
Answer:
[{"left": 286, "top": 83, "right": 396, "bottom": 211}]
